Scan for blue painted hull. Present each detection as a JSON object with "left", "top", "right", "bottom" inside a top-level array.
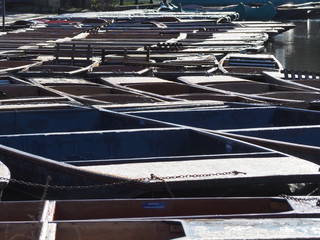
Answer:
[
  {"left": 0, "top": 127, "right": 285, "bottom": 199},
  {"left": 2, "top": 107, "right": 317, "bottom": 200},
  {"left": 2, "top": 107, "right": 319, "bottom": 200}
]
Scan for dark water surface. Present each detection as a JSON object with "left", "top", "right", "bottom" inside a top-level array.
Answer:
[{"left": 265, "top": 19, "right": 320, "bottom": 72}]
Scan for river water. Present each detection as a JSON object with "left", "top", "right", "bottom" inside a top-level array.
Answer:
[{"left": 265, "top": 19, "right": 320, "bottom": 72}]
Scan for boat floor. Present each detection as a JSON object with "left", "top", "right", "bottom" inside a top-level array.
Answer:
[{"left": 79, "top": 156, "right": 320, "bottom": 183}]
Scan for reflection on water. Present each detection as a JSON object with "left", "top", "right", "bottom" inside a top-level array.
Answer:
[{"left": 265, "top": 19, "right": 320, "bottom": 72}]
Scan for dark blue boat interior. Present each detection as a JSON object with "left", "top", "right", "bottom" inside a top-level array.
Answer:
[
  {"left": 0, "top": 108, "right": 168, "bottom": 135},
  {"left": 129, "top": 107, "right": 320, "bottom": 130},
  {"left": 0, "top": 128, "right": 272, "bottom": 164},
  {"left": 226, "top": 126, "right": 320, "bottom": 147}
]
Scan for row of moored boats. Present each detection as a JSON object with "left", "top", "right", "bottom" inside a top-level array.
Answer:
[{"left": 0, "top": 9, "right": 319, "bottom": 240}]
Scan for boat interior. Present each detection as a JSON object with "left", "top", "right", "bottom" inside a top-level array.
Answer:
[
  {"left": 0, "top": 127, "right": 273, "bottom": 164},
  {"left": 0, "top": 108, "right": 169, "bottom": 135},
  {"left": 0, "top": 197, "right": 295, "bottom": 222},
  {"left": 127, "top": 106, "right": 320, "bottom": 131}
]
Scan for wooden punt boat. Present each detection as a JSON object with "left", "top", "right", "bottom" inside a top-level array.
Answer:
[
  {"left": 3, "top": 217, "right": 320, "bottom": 240},
  {"left": 177, "top": 75, "right": 320, "bottom": 108},
  {"left": 0, "top": 105, "right": 318, "bottom": 199},
  {"left": 0, "top": 83, "right": 64, "bottom": 100},
  {"left": 101, "top": 17, "right": 292, "bottom": 36},
  {"left": 0, "top": 78, "right": 79, "bottom": 111},
  {"left": 160, "top": 53, "right": 219, "bottom": 66},
  {"left": 60, "top": 9, "right": 246, "bottom": 20},
  {"left": 101, "top": 76, "right": 220, "bottom": 101},
  {"left": 32, "top": 24, "right": 266, "bottom": 57},
  {"left": 56, "top": 220, "right": 184, "bottom": 240},
  {"left": 26, "top": 77, "right": 163, "bottom": 105},
  {"left": 0, "top": 24, "right": 87, "bottom": 52},
  {"left": 26, "top": 79, "right": 233, "bottom": 111},
  {"left": 219, "top": 124, "right": 320, "bottom": 164},
  {"left": 0, "top": 220, "right": 184, "bottom": 240},
  {"left": 126, "top": 106, "right": 320, "bottom": 131},
  {"left": 48, "top": 40, "right": 252, "bottom": 62},
  {"left": 0, "top": 196, "right": 319, "bottom": 221},
  {"left": 100, "top": 76, "right": 261, "bottom": 103},
  {"left": 0, "top": 196, "right": 319, "bottom": 239},
  {"left": 61, "top": 39, "right": 264, "bottom": 54},
  {"left": 177, "top": 75, "right": 300, "bottom": 94},
  {"left": 0, "top": 122, "right": 320, "bottom": 199},
  {"left": 94, "top": 49, "right": 220, "bottom": 75},
  {"left": 201, "top": 31, "right": 269, "bottom": 42},
  {"left": 152, "top": 54, "right": 218, "bottom": 80},
  {"left": 153, "top": 67, "right": 217, "bottom": 81},
  {"left": 235, "top": 21, "right": 295, "bottom": 32},
  {"left": 264, "top": 70, "right": 320, "bottom": 92},
  {"left": 58, "top": 17, "right": 272, "bottom": 53},
  {"left": 83, "top": 28, "right": 269, "bottom": 43},
  {"left": 191, "top": 20, "right": 287, "bottom": 37},
  {"left": 218, "top": 53, "right": 283, "bottom": 80}
]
